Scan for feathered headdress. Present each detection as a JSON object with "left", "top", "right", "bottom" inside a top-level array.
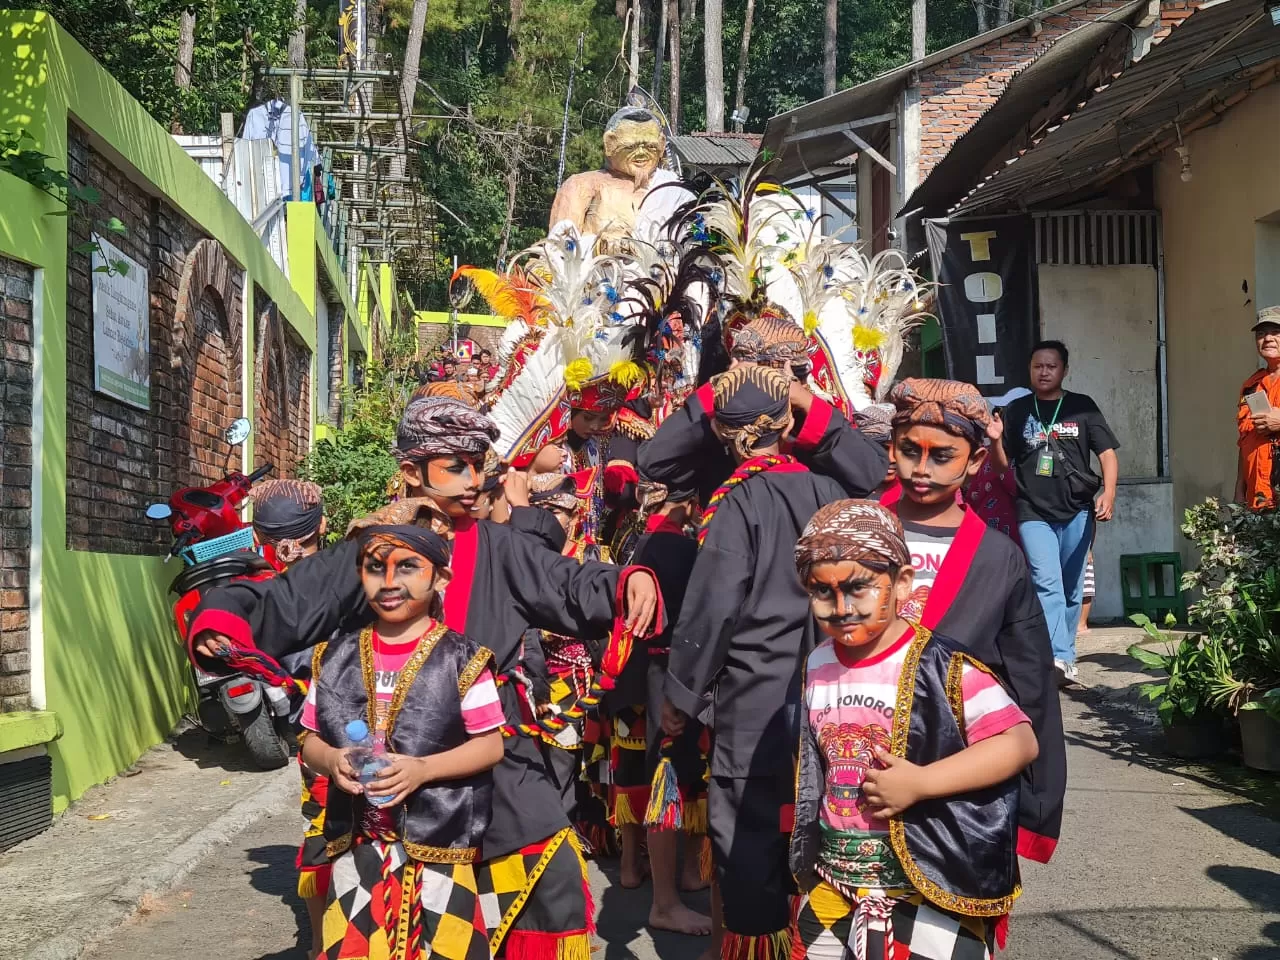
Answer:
[
  {"left": 615, "top": 218, "right": 720, "bottom": 403},
  {"left": 486, "top": 226, "right": 649, "bottom": 464},
  {"left": 769, "top": 217, "right": 931, "bottom": 410}
]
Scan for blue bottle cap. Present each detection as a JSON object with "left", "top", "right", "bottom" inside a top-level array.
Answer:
[{"left": 345, "top": 719, "right": 370, "bottom": 742}]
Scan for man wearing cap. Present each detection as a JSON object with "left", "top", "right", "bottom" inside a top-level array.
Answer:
[{"left": 1237, "top": 306, "right": 1280, "bottom": 511}]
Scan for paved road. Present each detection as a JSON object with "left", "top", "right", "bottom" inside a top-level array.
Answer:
[{"left": 85, "top": 694, "right": 1280, "bottom": 960}]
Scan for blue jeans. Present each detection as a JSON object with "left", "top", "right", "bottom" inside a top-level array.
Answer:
[{"left": 1019, "top": 510, "right": 1095, "bottom": 665}]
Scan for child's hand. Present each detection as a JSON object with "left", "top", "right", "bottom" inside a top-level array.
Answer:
[
  {"left": 330, "top": 748, "right": 364, "bottom": 796},
  {"left": 861, "top": 747, "right": 928, "bottom": 818},
  {"left": 366, "top": 754, "right": 431, "bottom": 807}
]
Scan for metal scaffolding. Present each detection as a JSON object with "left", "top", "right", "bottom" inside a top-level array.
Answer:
[{"left": 261, "top": 63, "right": 438, "bottom": 284}]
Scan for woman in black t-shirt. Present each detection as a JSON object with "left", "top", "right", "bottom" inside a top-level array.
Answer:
[{"left": 992, "top": 341, "right": 1119, "bottom": 686}]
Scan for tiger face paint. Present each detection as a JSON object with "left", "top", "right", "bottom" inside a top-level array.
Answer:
[
  {"left": 804, "top": 559, "right": 914, "bottom": 649},
  {"left": 890, "top": 423, "right": 985, "bottom": 505}
]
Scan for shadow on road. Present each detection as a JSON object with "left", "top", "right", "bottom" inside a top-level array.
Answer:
[
  {"left": 169, "top": 725, "right": 279, "bottom": 773},
  {"left": 246, "top": 843, "right": 309, "bottom": 960},
  {"left": 1061, "top": 689, "right": 1280, "bottom": 820},
  {"left": 594, "top": 857, "right": 710, "bottom": 960}
]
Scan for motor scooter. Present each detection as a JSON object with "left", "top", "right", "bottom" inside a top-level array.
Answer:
[{"left": 146, "top": 418, "right": 293, "bottom": 770}]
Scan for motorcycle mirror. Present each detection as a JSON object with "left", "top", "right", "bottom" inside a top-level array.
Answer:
[
  {"left": 145, "top": 503, "right": 172, "bottom": 521},
  {"left": 224, "top": 418, "right": 252, "bottom": 447}
]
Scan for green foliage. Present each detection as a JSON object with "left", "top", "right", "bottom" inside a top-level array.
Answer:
[
  {"left": 26, "top": 0, "right": 300, "bottom": 134},
  {"left": 300, "top": 325, "right": 420, "bottom": 538},
  {"left": 1127, "top": 614, "right": 1225, "bottom": 727},
  {"left": 1173, "top": 499, "right": 1280, "bottom": 718}
]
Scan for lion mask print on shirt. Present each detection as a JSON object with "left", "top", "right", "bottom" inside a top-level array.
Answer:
[{"left": 818, "top": 721, "right": 893, "bottom": 818}]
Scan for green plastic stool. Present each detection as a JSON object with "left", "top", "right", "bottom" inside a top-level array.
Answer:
[{"left": 1119, "top": 552, "right": 1187, "bottom": 624}]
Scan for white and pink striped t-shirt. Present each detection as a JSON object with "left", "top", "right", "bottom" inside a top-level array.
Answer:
[{"left": 804, "top": 624, "right": 1029, "bottom": 835}]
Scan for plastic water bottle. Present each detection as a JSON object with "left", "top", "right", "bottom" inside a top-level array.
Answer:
[{"left": 344, "top": 718, "right": 394, "bottom": 806}]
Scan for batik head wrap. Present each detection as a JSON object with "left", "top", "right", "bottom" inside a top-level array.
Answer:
[
  {"left": 711, "top": 365, "right": 793, "bottom": 460},
  {"left": 725, "top": 311, "right": 809, "bottom": 367},
  {"left": 853, "top": 402, "right": 896, "bottom": 449},
  {"left": 347, "top": 497, "right": 454, "bottom": 541},
  {"left": 394, "top": 397, "right": 499, "bottom": 463},
  {"left": 529, "top": 471, "right": 581, "bottom": 514},
  {"left": 250, "top": 478, "right": 324, "bottom": 565},
  {"left": 481, "top": 448, "right": 503, "bottom": 493},
  {"left": 889, "top": 378, "right": 991, "bottom": 446},
  {"left": 351, "top": 523, "right": 451, "bottom": 571},
  {"left": 795, "top": 499, "right": 911, "bottom": 580},
  {"left": 411, "top": 379, "right": 480, "bottom": 409}
]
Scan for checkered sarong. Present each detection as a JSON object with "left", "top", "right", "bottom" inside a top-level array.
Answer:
[
  {"left": 322, "top": 840, "right": 489, "bottom": 960},
  {"left": 476, "top": 828, "right": 592, "bottom": 956},
  {"left": 296, "top": 761, "right": 331, "bottom": 898},
  {"left": 791, "top": 881, "right": 994, "bottom": 960}
]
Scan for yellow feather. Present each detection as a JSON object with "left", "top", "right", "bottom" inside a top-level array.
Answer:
[
  {"left": 564, "top": 357, "right": 593, "bottom": 392},
  {"left": 852, "top": 326, "right": 885, "bottom": 352},
  {"left": 608, "top": 360, "right": 645, "bottom": 388},
  {"left": 802, "top": 310, "right": 818, "bottom": 335},
  {"left": 455, "top": 266, "right": 525, "bottom": 319}
]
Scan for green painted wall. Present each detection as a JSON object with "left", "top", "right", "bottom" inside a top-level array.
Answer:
[
  {"left": 0, "top": 12, "right": 352, "bottom": 809},
  {"left": 415, "top": 311, "right": 513, "bottom": 329}
]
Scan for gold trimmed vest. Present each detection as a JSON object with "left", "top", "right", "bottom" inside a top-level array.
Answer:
[
  {"left": 791, "top": 626, "right": 1021, "bottom": 917},
  {"left": 315, "top": 624, "right": 496, "bottom": 864}
]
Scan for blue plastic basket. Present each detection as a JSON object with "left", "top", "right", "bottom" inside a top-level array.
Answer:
[{"left": 183, "top": 527, "right": 257, "bottom": 565}]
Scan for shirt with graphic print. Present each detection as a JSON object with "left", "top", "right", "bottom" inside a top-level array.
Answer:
[
  {"left": 897, "top": 521, "right": 957, "bottom": 623},
  {"left": 1000, "top": 390, "right": 1119, "bottom": 524},
  {"left": 803, "top": 624, "right": 1030, "bottom": 889}
]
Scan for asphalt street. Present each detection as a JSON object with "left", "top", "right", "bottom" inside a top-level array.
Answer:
[{"left": 84, "top": 694, "right": 1280, "bottom": 960}]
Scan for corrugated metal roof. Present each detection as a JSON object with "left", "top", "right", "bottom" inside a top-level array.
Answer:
[
  {"left": 954, "top": 0, "right": 1278, "bottom": 214},
  {"left": 672, "top": 134, "right": 762, "bottom": 167},
  {"left": 900, "top": 3, "right": 1145, "bottom": 217},
  {"left": 759, "top": 0, "right": 1131, "bottom": 182}
]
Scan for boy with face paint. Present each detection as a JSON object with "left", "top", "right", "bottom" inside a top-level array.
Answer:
[
  {"left": 189, "top": 398, "right": 662, "bottom": 960},
  {"left": 300, "top": 516, "right": 504, "bottom": 960},
  {"left": 879, "top": 379, "right": 1066, "bottom": 866},
  {"left": 790, "top": 499, "right": 1038, "bottom": 960},
  {"left": 661, "top": 366, "right": 850, "bottom": 960},
  {"left": 248, "top": 479, "right": 331, "bottom": 959}
]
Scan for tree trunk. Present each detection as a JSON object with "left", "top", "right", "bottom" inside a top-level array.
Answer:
[
  {"left": 911, "top": 0, "right": 926, "bottom": 60},
  {"left": 822, "top": 0, "right": 837, "bottom": 96},
  {"left": 171, "top": 8, "right": 196, "bottom": 133},
  {"left": 733, "top": 0, "right": 754, "bottom": 129},
  {"left": 288, "top": 0, "right": 307, "bottom": 67},
  {"left": 628, "top": 0, "right": 641, "bottom": 89},
  {"left": 996, "top": 0, "right": 1013, "bottom": 27},
  {"left": 668, "top": 0, "right": 681, "bottom": 132},
  {"left": 976, "top": 0, "right": 989, "bottom": 33},
  {"left": 704, "top": 0, "right": 724, "bottom": 131},
  {"left": 510, "top": 0, "right": 524, "bottom": 56},
  {"left": 497, "top": 118, "right": 526, "bottom": 264},
  {"left": 394, "top": 0, "right": 429, "bottom": 177},
  {"left": 653, "top": 0, "right": 668, "bottom": 97},
  {"left": 616, "top": 0, "right": 627, "bottom": 19}
]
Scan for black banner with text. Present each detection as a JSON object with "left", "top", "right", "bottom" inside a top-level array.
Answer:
[{"left": 925, "top": 215, "right": 1036, "bottom": 394}]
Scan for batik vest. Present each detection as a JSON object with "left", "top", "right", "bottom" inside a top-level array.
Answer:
[
  {"left": 791, "top": 627, "right": 1021, "bottom": 917},
  {"left": 314, "top": 624, "right": 496, "bottom": 864}
]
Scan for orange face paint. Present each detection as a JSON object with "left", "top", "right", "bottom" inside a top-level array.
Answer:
[{"left": 805, "top": 560, "right": 897, "bottom": 648}]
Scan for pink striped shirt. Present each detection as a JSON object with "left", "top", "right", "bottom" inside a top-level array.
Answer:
[{"left": 804, "top": 625, "right": 1029, "bottom": 835}]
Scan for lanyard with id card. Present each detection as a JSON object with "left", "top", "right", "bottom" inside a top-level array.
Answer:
[{"left": 1034, "top": 395, "right": 1065, "bottom": 477}]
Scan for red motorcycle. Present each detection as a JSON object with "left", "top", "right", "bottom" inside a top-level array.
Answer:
[{"left": 146, "top": 418, "right": 292, "bottom": 769}]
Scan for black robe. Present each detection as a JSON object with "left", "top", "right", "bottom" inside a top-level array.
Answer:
[
  {"left": 188, "top": 515, "right": 656, "bottom": 859},
  {"left": 883, "top": 502, "right": 1067, "bottom": 863},
  {"left": 665, "top": 464, "right": 846, "bottom": 781},
  {"left": 637, "top": 383, "right": 887, "bottom": 504}
]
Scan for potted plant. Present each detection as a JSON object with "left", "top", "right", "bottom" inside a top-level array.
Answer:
[
  {"left": 1127, "top": 614, "right": 1227, "bottom": 759},
  {"left": 1180, "top": 499, "right": 1280, "bottom": 772}
]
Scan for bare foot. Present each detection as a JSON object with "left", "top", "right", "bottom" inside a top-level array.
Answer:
[
  {"left": 621, "top": 862, "right": 650, "bottom": 889},
  {"left": 680, "top": 871, "right": 710, "bottom": 892},
  {"left": 649, "top": 902, "right": 712, "bottom": 936}
]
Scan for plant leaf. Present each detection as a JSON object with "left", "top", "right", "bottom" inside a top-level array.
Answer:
[{"left": 1128, "top": 644, "right": 1169, "bottom": 669}]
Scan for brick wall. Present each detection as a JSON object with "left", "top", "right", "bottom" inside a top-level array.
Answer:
[
  {"left": 253, "top": 296, "right": 311, "bottom": 477},
  {"left": 0, "top": 258, "right": 34, "bottom": 713},
  {"left": 916, "top": 0, "right": 1201, "bottom": 178},
  {"left": 65, "top": 125, "right": 244, "bottom": 555}
]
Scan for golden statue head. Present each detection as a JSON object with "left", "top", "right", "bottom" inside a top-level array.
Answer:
[{"left": 602, "top": 107, "right": 665, "bottom": 188}]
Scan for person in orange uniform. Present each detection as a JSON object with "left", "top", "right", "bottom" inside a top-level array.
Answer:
[{"left": 1237, "top": 307, "right": 1280, "bottom": 511}]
